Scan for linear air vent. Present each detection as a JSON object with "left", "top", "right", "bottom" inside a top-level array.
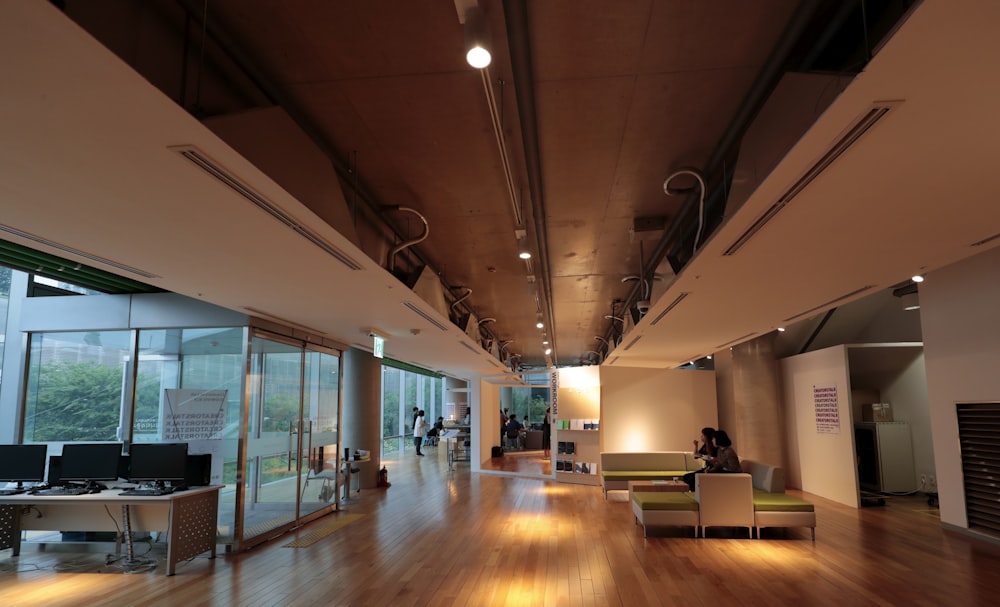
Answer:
[
  {"left": 0, "top": 223, "right": 159, "bottom": 279},
  {"left": 403, "top": 301, "right": 449, "bottom": 331},
  {"left": 716, "top": 332, "right": 758, "bottom": 350},
  {"left": 623, "top": 335, "right": 643, "bottom": 351},
  {"left": 649, "top": 292, "right": 690, "bottom": 325},
  {"left": 173, "top": 146, "right": 363, "bottom": 271},
  {"left": 782, "top": 285, "right": 875, "bottom": 323},
  {"left": 490, "top": 357, "right": 507, "bottom": 369},
  {"left": 243, "top": 307, "right": 325, "bottom": 335},
  {"left": 459, "top": 341, "right": 481, "bottom": 355},
  {"left": 970, "top": 232, "right": 1000, "bottom": 247},
  {"left": 607, "top": 356, "right": 619, "bottom": 365},
  {"left": 723, "top": 102, "right": 899, "bottom": 256}
]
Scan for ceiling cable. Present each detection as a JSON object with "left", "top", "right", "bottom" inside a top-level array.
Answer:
[{"left": 663, "top": 168, "right": 706, "bottom": 257}]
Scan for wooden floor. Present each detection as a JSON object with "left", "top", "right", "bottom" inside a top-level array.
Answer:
[{"left": 3, "top": 446, "right": 1000, "bottom": 606}]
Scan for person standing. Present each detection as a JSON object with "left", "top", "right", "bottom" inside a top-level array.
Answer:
[
  {"left": 413, "top": 409, "right": 427, "bottom": 456},
  {"left": 542, "top": 407, "right": 552, "bottom": 456}
]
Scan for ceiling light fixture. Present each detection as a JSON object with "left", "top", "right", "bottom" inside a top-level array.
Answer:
[
  {"left": 912, "top": 275, "right": 924, "bottom": 283},
  {"left": 463, "top": 6, "right": 491, "bottom": 69},
  {"left": 536, "top": 321, "right": 544, "bottom": 329},
  {"left": 514, "top": 228, "right": 531, "bottom": 260}
]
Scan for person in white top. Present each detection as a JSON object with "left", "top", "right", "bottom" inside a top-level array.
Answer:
[{"left": 413, "top": 410, "right": 427, "bottom": 456}]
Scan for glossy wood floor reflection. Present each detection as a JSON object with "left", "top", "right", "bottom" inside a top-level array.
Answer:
[{"left": 2, "top": 446, "right": 1000, "bottom": 607}]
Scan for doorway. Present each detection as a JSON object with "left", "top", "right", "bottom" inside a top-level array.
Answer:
[{"left": 240, "top": 331, "right": 341, "bottom": 547}]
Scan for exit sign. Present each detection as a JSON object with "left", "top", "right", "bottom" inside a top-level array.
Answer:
[{"left": 373, "top": 334, "right": 385, "bottom": 358}]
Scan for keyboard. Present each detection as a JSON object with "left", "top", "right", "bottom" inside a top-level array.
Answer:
[
  {"left": 119, "top": 487, "right": 176, "bottom": 497},
  {"left": 33, "top": 486, "right": 90, "bottom": 496}
]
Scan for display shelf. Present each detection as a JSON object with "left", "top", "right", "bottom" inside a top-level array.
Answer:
[{"left": 551, "top": 381, "right": 601, "bottom": 486}]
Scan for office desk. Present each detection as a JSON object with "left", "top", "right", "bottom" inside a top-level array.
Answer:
[{"left": 0, "top": 485, "right": 221, "bottom": 576}]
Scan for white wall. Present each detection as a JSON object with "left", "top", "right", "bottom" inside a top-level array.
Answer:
[
  {"left": 920, "top": 245, "right": 1000, "bottom": 530},
  {"left": 475, "top": 379, "right": 500, "bottom": 470},
  {"left": 779, "top": 346, "right": 859, "bottom": 507},
  {"left": 599, "top": 367, "right": 717, "bottom": 453}
]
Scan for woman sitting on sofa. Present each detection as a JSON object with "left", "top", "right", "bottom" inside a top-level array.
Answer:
[
  {"left": 683, "top": 427, "right": 717, "bottom": 490},
  {"left": 704, "top": 430, "right": 742, "bottom": 474}
]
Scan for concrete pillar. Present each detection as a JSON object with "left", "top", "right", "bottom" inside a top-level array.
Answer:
[
  {"left": 342, "top": 347, "right": 382, "bottom": 489},
  {"left": 730, "top": 333, "right": 786, "bottom": 467}
]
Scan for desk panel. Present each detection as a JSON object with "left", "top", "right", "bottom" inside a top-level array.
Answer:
[{"left": 0, "top": 486, "right": 221, "bottom": 575}]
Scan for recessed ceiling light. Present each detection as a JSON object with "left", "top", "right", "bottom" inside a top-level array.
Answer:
[
  {"left": 536, "top": 321, "right": 544, "bottom": 329},
  {"left": 912, "top": 275, "right": 924, "bottom": 282},
  {"left": 777, "top": 327, "right": 785, "bottom": 332}
]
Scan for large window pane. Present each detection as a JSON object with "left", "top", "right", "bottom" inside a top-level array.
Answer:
[{"left": 23, "top": 330, "right": 132, "bottom": 442}]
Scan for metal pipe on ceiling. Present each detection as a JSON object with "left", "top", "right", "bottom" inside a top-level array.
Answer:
[
  {"left": 503, "top": 0, "right": 558, "bottom": 366},
  {"left": 171, "top": 0, "right": 500, "bottom": 351},
  {"left": 612, "top": 0, "right": 829, "bottom": 354}
]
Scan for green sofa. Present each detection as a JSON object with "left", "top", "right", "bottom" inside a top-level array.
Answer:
[{"left": 600, "top": 451, "right": 702, "bottom": 499}]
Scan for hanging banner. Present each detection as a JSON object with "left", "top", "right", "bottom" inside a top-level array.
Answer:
[
  {"left": 813, "top": 384, "right": 841, "bottom": 434},
  {"left": 162, "top": 389, "right": 228, "bottom": 440}
]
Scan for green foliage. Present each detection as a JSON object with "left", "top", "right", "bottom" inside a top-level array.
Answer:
[
  {"left": 0, "top": 267, "right": 10, "bottom": 297},
  {"left": 26, "top": 361, "right": 122, "bottom": 441}
]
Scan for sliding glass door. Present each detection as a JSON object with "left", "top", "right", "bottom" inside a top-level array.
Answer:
[{"left": 242, "top": 331, "right": 341, "bottom": 546}]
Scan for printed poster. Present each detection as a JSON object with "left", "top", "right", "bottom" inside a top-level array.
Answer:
[
  {"left": 813, "top": 384, "right": 840, "bottom": 434},
  {"left": 162, "top": 388, "right": 228, "bottom": 440}
]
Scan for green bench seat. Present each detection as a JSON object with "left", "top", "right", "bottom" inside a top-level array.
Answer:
[
  {"left": 630, "top": 491, "right": 700, "bottom": 537},
  {"left": 752, "top": 490, "right": 816, "bottom": 539}
]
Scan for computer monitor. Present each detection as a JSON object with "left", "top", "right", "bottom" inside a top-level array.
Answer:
[
  {"left": 59, "top": 443, "right": 123, "bottom": 490},
  {"left": 0, "top": 444, "right": 47, "bottom": 492},
  {"left": 128, "top": 442, "right": 189, "bottom": 487}
]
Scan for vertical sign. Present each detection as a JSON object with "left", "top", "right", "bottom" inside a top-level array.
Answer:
[
  {"left": 373, "top": 334, "right": 385, "bottom": 359},
  {"left": 550, "top": 370, "right": 559, "bottom": 416},
  {"left": 813, "top": 384, "right": 841, "bottom": 434}
]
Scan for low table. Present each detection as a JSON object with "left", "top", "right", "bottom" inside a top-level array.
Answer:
[{"left": 628, "top": 479, "right": 688, "bottom": 502}]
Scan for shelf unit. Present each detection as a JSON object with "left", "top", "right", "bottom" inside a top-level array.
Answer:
[{"left": 552, "top": 383, "right": 601, "bottom": 486}]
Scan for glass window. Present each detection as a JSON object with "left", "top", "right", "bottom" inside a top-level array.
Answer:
[
  {"left": 23, "top": 330, "right": 132, "bottom": 442},
  {"left": 0, "top": 266, "right": 10, "bottom": 380}
]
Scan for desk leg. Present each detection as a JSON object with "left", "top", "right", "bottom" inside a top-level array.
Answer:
[
  {"left": 0, "top": 505, "right": 22, "bottom": 556},
  {"left": 165, "top": 490, "right": 219, "bottom": 576}
]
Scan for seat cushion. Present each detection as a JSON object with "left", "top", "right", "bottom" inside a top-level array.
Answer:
[
  {"left": 752, "top": 491, "right": 815, "bottom": 512},
  {"left": 632, "top": 492, "right": 698, "bottom": 511}
]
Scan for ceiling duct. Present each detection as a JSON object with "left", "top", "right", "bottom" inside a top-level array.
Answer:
[
  {"left": 970, "top": 232, "right": 1000, "bottom": 247},
  {"left": 782, "top": 285, "right": 875, "bottom": 323},
  {"left": 173, "top": 146, "right": 363, "bottom": 271},
  {"left": 402, "top": 301, "right": 450, "bottom": 331},
  {"left": 622, "top": 335, "right": 643, "bottom": 351},
  {"left": 0, "top": 224, "right": 159, "bottom": 280},
  {"left": 459, "top": 341, "right": 481, "bottom": 355},
  {"left": 716, "top": 332, "right": 758, "bottom": 350},
  {"left": 649, "top": 292, "right": 690, "bottom": 326},
  {"left": 723, "top": 101, "right": 899, "bottom": 256}
]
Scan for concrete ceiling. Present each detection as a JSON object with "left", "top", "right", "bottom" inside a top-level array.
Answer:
[{"left": 2, "top": 0, "right": 999, "bottom": 382}]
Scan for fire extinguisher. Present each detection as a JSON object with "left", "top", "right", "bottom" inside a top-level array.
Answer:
[{"left": 377, "top": 465, "right": 390, "bottom": 488}]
